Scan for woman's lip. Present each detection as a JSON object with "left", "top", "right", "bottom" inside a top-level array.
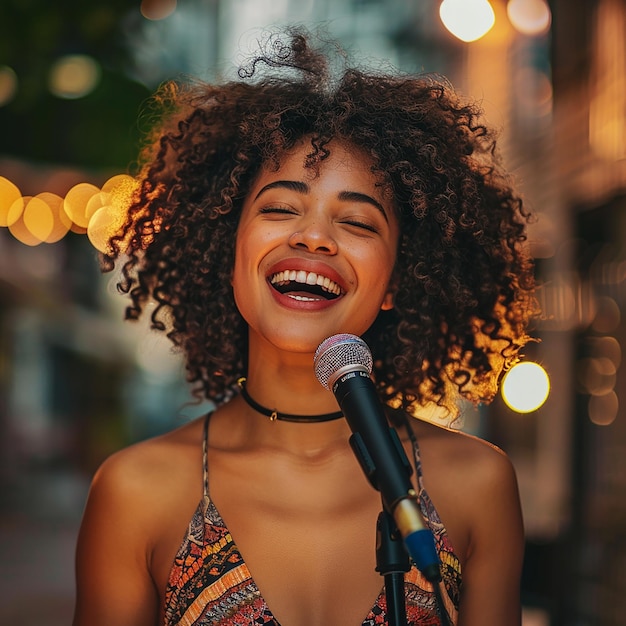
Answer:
[{"left": 268, "top": 285, "right": 341, "bottom": 311}]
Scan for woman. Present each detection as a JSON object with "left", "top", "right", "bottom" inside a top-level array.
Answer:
[{"left": 73, "top": 29, "right": 536, "bottom": 626}]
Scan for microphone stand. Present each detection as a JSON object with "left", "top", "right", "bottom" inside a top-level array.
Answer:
[
  {"left": 376, "top": 510, "right": 410, "bottom": 626},
  {"left": 313, "top": 335, "right": 444, "bottom": 624},
  {"left": 347, "top": 426, "right": 442, "bottom": 626}
]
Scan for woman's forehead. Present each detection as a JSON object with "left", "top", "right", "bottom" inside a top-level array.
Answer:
[{"left": 256, "top": 137, "right": 393, "bottom": 196}]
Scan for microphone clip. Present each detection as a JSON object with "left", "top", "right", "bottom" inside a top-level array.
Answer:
[{"left": 348, "top": 426, "right": 413, "bottom": 493}]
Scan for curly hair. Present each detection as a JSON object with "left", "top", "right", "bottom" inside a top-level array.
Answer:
[{"left": 104, "top": 28, "right": 538, "bottom": 417}]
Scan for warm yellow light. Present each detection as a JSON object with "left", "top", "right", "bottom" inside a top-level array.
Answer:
[
  {"left": 8, "top": 196, "right": 41, "bottom": 246},
  {"left": 34, "top": 192, "right": 72, "bottom": 243},
  {"left": 1, "top": 173, "right": 138, "bottom": 247},
  {"left": 7, "top": 195, "right": 25, "bottom": 227},
  {"left": 63, "top": 182, "right": 100, "bottom": 228},
  {"left": 85, "top": 191, "right": 108, "bottom": 223},
  {"left": 48, "top": 55, "right": 101, "bottom": 99},
  {"left": 88, "top": 205, "right": 125, "bottom": 254},
  {"left": 0, "top": 176, "right": 21, "bottom": 226},
  {"left": 439, "top": 0, "right": 496, "bottom": 43},
  {"left": 87, "top": 174, "right": 137, "bottom": 254},
  {"left": 501, "top": 361, "right": 550, "bottom": 413},
  {"left": 23, "top": 196, "right": 55, "bottom": 242},
  {"left": 102, "top": 174, "right": 135, "bottom": 194},
  {"left": 507, "top": 0, "right": 551, "bottom": 36}
]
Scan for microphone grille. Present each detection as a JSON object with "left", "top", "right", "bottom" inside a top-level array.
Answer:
[{"left": 314, "top": 333, "right": 373, "bottom": 390}]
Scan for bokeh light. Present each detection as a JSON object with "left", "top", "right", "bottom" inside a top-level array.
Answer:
[
  {"left": 141, "top": 0, "right": 177, "bottom": 21},
  {"left": 577, "top": 357, "right": 617, "bottom": 396},
  {"left": 0, "top": 176, "right": 22, "bottom": 226},
  {"left": 591, "top": 296, "right": 621, "bottom": 333},
  {"left": 439, "top": 0, "right": 496, "bottom": 43},
  {"left": 501, "top": 361, "right": 550, "bottom": 413},
  {"left": 22, "top": 196, "right": 55, "bottom": 242},
  {"left": 588, "top": 391, "right": 618, "bottom": 426},
  {"left": 515, "top": 66, "right": 553, "bottom": 117},
  {"left": 87, "top": 175, "right": 137, "bottom": 254},
  {"left": 33, "top": 192, "right": 72, "bottom": 243},
  {"left": 63, "top": 182, "right": 102, "bottom": 228},
  {"left": 8, "top": 196, "right": 41, "bottom": 246},
  {"left": 48, "top": 54, "right": 101, "bottom": 99},
  {"left": 0, "top": 65, "right": 18, "bottom": 107},
  {"left": 507, "top": 0, "right": 551, "bottom": 36},
  {"left": 589, "top": 335, "right": 622, "bottom": 368},
  {"left": 7, "top": 195, "right": 26, "bottom": 228}
]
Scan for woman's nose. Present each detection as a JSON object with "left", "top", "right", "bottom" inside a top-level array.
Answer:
[{"left": 287, "top": 218, "right": 338, "bottom": 254}]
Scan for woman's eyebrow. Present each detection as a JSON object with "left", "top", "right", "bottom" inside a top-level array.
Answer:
[
  {"left": 254, "top": 180, "right": 389, "bottom": 223},
  {"left": 337, "top": 190, "right": 388, "bottom": 222},
  {"left": 254, "top": 180, "right": 309, "bottom": 200}
]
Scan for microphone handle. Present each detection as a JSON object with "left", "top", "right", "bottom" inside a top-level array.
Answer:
[
  {"left": 333, "top": 370, "right": 412, "bottom": 508},
  {"left": 332, "top": 369, "right": 441, "bottom": 581}
]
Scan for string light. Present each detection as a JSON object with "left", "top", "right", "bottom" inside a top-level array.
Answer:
[
  {"left": 0, "top": 174, "right": 136, "bottom": 249},
  {"left": 439, "top": 0, "right": 496, "bottom": 43},
  {"left": 0, "top": 177, "right": 21, "bottom": 226}
]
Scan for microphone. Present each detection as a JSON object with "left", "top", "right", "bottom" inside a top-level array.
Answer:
[{"left": 314, "top": 333, "right": 441, "bottom": 582}]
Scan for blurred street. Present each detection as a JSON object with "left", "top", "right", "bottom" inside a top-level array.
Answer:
[{"left": 0, "top": 469, "right": 88, "bottom": 626}]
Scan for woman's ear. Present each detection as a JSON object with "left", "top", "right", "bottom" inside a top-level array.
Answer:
[
  {"left": 381, "top": 290, "right": 394, "bottom": 311},
  {"left": 381, "top": 270, "right": 400, "bottom": 311}
]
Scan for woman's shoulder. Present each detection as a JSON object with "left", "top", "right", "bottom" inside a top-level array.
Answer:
[
  {"left": 74, "top": 416, "right": 209, "bottom": 624},
  {"left": 87, "top": 416, "right": 207, "bottom": 517},
  {"left": 408, "top": 413, "right": 520, "bottom": 507},
  {"left": 102, "top": 415, "right": 203, "bottom": 466},
  {"left": 412, "top": 413, "right": 514, "bottom": 465}
]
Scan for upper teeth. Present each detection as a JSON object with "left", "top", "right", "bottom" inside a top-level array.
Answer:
[{"left": 270, "top": 270, "right": 343, "bottom": 296}]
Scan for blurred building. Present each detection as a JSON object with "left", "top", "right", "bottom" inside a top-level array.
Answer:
[
  {"left": 1, "top": 1, "right": 625, "bottom": 625},
  {"left": 548, "top": 1, "right": 626, "bottom": 623}
]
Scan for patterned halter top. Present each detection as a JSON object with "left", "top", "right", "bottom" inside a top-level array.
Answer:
[{"left": 163, "top": 413, "right": 461, "bottom": 625}]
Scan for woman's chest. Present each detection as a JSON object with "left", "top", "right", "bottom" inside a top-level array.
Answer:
[
  {"left": 151, "top": 429, "right": 465, "bottom": 625},
  {"left": 157, "top": 451, "right": 389, "bottom": 625},
  {"left": 212, "top": 459, "right": 388, "bottom": 625}
]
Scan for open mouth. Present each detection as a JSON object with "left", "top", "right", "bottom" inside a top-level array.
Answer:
[{"left": 269, "top": 269, "right": 344, "bottom": 301}]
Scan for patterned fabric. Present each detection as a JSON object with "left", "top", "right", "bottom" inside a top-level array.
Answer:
[{"left": 163, "top": 415, "right": 461, "bottom": 625}]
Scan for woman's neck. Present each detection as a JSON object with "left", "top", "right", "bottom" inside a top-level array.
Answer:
[{"left": 244, "top": 338, "right": 341, "bottom": 418}]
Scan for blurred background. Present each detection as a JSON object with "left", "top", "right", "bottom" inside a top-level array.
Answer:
[{"left": 0, "top": 0, "right": 624, "bottom": 624}]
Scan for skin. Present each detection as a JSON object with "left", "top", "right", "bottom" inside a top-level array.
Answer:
[{"left": 73, "top": 141, "right": 524, "bottom": 626}]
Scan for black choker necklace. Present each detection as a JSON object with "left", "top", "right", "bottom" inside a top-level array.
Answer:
[{"left": 237, "top": 378, "right": 343, "bottom": 423}]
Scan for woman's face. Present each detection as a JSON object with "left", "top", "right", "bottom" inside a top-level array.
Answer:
[{"left": 232, "top": 139, "right": 399, "bottom": 356}]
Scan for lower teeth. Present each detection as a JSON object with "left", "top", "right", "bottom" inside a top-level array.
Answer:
[{"left": 288, "top": 294, "right": 321, "bottom": 302}]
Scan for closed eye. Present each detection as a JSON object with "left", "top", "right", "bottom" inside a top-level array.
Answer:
[
  {"left": 259, "top": 206, "right": 297, "bottom": 216},
  {"left": 342, "top": 219, "right": 380, "bottom": 234}
]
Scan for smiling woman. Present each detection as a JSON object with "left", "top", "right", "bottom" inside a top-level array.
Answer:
[{"left": 73, "top": 27, "right": 538, "bottom": 626}]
